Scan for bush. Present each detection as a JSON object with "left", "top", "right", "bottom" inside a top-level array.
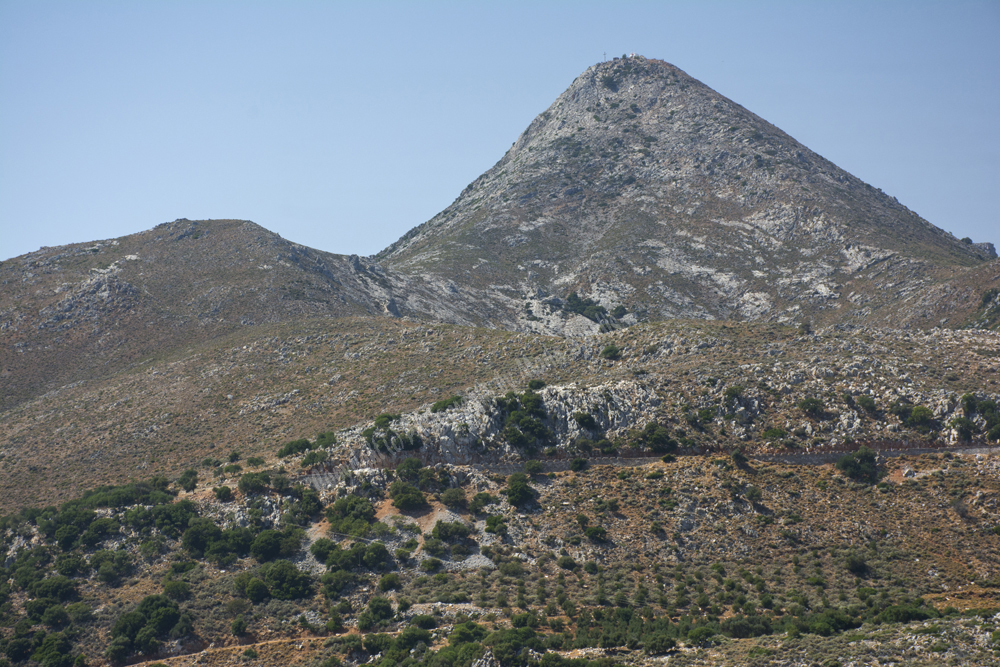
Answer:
[
  {"left": 798, "top": 397, "right": 826, "bottom": 418},
  {"left": 163, "top": 580, "right": 191, "bottom": 601},
  {"left": 379, "top": 573, "right": 401, "bottom": 591},
  {"left": 721, "top": 614, "right": 771, "bottom": 638},
  {"left": 327, "top": 496, "right": 377, "bottom": 536},
  {"left": 368, "top": 597, "right": 394, "bottom": 621},
  {"left": 836, "top": 447, "right": 878, "bottom": 484},
  {"left": 469, "top": 492, "right": 497, "bottom": 514},
  {"left": 856, "top": 395, "right": 877, "bottom": 413},
  {"left": 237, "top": 472, "right": 271, "bottom": 495},
  {"left": 485, "top": 515, "right": 507, "bottom": 534},
  {"left": 524, "top": 460, "right": 543, "bottom": 474},
  {"left": 907, "top": 405, "right": 935, "bottom": 430},
  {"left": 845, "top": 554, "right": 868, "bottom": 575},
  {"left": 950, "top": 417, "right": 976, "bottom": 441},
  {"left": 108, "top": 594, "right": 189, "bottom": 657},
  {"left": 505, "top": 473, "right": 533, "bottom": 506},
  {"left": 565, "top": 292, "right": 607, "bottom": 322},
  {"left": 177, "top": 469, "right": 198, "bottom": 492},
  {"left": 213, "top": 486, "right": 233, "bottom": 502},
  {"left": 433, "top": 520, "right": 471, "bottom": 541},
  {"left": 389, "top": 481, "right": 427, "bottom": 511},
  {"left": 431, "top": 395, "right": 463, "bottom": 413},
  {"left": 420, "top": 558, "right": 442, "bottom": 572},
  {"left": 570, "top": 458, "right": 588, "bottom": 472},
  {"left": 231, "top": 615, "right": 247, "bottom": 636},
  {"left": 441, "top": 487, "right": 466, "bottom": 509},
  {"left": 363, "top": 542, "right": 391, "bottom": 570},
  {"left": 687, "top": 626, "right": 717, "bottom": 643},
  {"left": 585, "top": 526, "right": 607, "bottom": 542},
  {"left": 262, "top": 560, "right": 313, "bottom": 600},
  {"left": 557, "top": 556, "right": 577, "bottom": 570},
  {"left": 410, "top": 613, "right": 438, "bottom": 629},
  {"left": 600, "top": 344, "right": 621, "bottom": 360},
  {"left": 573, "top": 412, "right": 598, "bottom": 430},
  {"left": 278, "top": 438, "right": 315, "bottom": 458},
  {"left": 877, "top": 604, "right": 935, "bottom": 624}
]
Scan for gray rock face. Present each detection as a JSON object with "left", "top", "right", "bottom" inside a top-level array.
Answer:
[{"left": 377, "top": 56, "right": 995, "bottom": 333}]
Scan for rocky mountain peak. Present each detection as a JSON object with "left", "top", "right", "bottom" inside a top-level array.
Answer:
[{"left": 378, "top": 57, "right": 994, "bottom": 332}]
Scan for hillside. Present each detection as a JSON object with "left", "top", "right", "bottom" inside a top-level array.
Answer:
[
  {"left": 2, "top": 314, "right": 998, "bottom": 513},
  {"left": 0, "top": 436, "right": 998, "bottom": 667},
  {"left": 379, "top": 56, "right": 996, "bottom": 333},
  {"left": 2, "top": 55, "right": 1000, "bottom": 667},
  {"left": 0, "top": 219, "right": 512, "bottom": 412}
]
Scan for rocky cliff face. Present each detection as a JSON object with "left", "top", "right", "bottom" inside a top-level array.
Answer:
[{"left": 379, "top": 56, "right": 995, "bottom": 332}]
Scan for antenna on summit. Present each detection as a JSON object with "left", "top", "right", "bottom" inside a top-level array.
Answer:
[{"left": 603, "top": 52, "right": 606, "bottom": 61}]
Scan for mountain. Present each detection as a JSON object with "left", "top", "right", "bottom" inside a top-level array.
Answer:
[
  {"left": 2, "top": 57, "right": 1000, "bottom": 667},
  {"left": 379, "top": 55, "right": 996, "bottom": 333},
  {"left": 0, "top": 218, "right": 499, "bottom": 411}
]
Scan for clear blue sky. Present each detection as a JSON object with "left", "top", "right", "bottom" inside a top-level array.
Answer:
[{"left": 2, "top": 1, "right": 998, "bottom": 261}]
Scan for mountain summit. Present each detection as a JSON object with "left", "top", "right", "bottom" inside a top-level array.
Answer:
[{"left": 379, "top": 56, "right": 994, "bottom": 332}]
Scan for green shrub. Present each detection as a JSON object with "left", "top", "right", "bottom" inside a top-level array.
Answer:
[
  {"left": 441, "top": 487, "right": 466, "bottom": 509},
  {"left": 163, "top": 580, "right": 190, "bottom": 601},
  {"left": 213, "top": 486, "right": 233, "bottom": 502},
  {"left": 950, "top": 417, "right": 976, "bottom": 441},
  {"left": 420, "top": 558, "right": 442, "bottom": 572},
  {"left": 389, "top": 481, "right": 427, "bottom": 511},
  {"left": 687, "top": 626, "right": 717, "bottom": 643},
  {"left": 524, "top": 460, "right": 544, "bottom": 474},
  {"left": 411, "top": 614, "right": 438, "bottom": 629},
  {"left": 300, "top": 449, "right": 329, "bottom": 467},
  {"left": 907, "top": 405, "right": 935, "bottom": 430},
  {"left": 565, "top": 292, "right": 608, "bottom": 322},
  {"left": 432, "top": 520, "right": 471, "bottom": 541},
  {"left": 836, "top": 447, "right": 878, "bottom": 484},
  {"left": 856, "top": 395, "right": 877, "bottom": 413},
  {"left": 724, "top": 385, "right": 743, "bottom": 400},
  {"left": 798, "top": 397, "right": 826, "bottom": 418},
  {"left": 845, "top": 554, "right": 868, "bottom": 575},
  {"left": 557, "top": 556, "right": 577, "bottom": 570},
  {"left": 431, "top": 395, "right": 464, "bottom": 413},
  {"left": 237, "top": 472, "right": 270, "bottom": 495},
  {"left": 570, "top": 458, "right": 588, "bottom": 472},
  {"left": 505, "top": 473, "right": 533, "bottom": 506},
  {"left": 326, "top": 496, "right": 376, "bottom": 536},
  {"left": 177, "top": 469, "right": 198, "bottom": 492},
  {"left": 573, "top": 412, "right": 598, "bottom": 430},
  {"left": 468, "top": 492, "right": 497, "bottom": 514},
  {"left": 378, "top": 573, "right": 401, "bottom": 591},
  {"left": 600, "top": 344, "right": 621, "bottom": 360},
  {"left": 262, "top": 560, "right": 313, "bottom": 600},
  {"left": 485, "top": 515, "right": 507, "bottom": 535},
  {"left": 721, "top": 614, "right": 771, "bottom": 638}
]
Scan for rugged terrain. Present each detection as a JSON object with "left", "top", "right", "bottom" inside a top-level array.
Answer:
[
  {"left": 3, "top": 55, "right": 1000, "bottom": 667},
  {"left": 378, "top": 56, "right": 997, "bottom": 332},
  {"left": 2, "top": 315, "right": 999, "bottom": 513}
]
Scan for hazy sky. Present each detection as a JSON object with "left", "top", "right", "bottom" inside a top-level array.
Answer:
[{"left": 2, "top": 1, "right": 998, "bottom": 261}]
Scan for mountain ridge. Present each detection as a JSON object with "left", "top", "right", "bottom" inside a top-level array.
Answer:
[{"left": 378, "top": 55, "right": 995, "bottom": 330}]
